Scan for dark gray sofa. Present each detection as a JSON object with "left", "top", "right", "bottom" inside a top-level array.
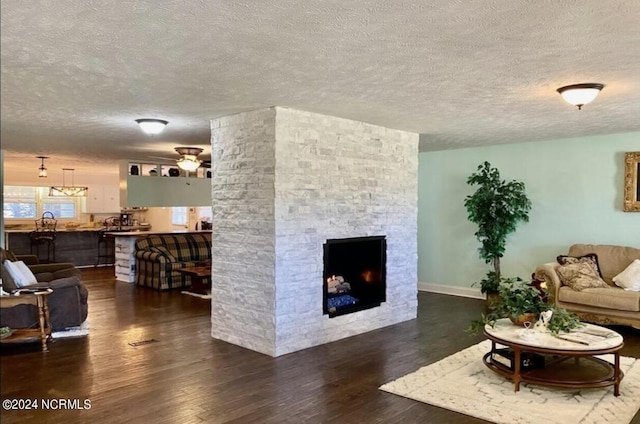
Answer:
[{"left": 1, "top": 248, "right": 88, "bottom": 331}]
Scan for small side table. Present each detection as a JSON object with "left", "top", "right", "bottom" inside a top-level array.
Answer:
[
  {"left": 176, "top": 267, "right": 212, "bottom": 295},
  {"left": 0, "top": 289, "right": 52, "bottom": 352}
]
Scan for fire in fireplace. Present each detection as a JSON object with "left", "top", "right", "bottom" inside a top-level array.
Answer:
[{"left": 323, "top": 236, "right": 386, "bottom": 317}]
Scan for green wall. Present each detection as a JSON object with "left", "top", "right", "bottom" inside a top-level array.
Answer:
[{"left": 418, "top": 131, "right": 640, "bottom": 292}]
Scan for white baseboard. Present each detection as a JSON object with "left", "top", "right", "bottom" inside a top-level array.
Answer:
[{"left": 418, "top": 282, "right": 484, "bottom": 300}]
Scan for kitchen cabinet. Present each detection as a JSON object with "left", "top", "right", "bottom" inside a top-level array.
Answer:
[{"left": 83, "top": 185, "right": 120, "bottom": 213}]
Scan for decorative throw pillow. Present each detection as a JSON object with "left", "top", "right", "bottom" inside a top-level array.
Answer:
[
  {"left": 556, "top": 261, "right": 609, "bottom": 291},
  {"left": 1, "top": 261, "right": 19, "bottom": 291},
  {"left": 3, "top": 260, "right": 37, "bottom": 288},
  {"left": 612, "top": 259, "right": 640, "bottom": 291},
  {"left": 557, "top": 253, "right": 603, "bottom": 278},
  {"left": 15, "top": 261, "right": 38, "bottom": 286},
  {"left": 150, "top": 246, "right": 178, "bottom": 262}
]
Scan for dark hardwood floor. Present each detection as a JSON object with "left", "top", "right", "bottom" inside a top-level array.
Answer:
[{"left": 1, "top": 267, "right": 639, "bottom": 424}]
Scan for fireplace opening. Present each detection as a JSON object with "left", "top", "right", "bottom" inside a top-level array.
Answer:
[{"left": 323, "top": 236, "right": 386, "bottom": 318}]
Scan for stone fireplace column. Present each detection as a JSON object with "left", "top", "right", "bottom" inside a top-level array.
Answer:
[{"left": 211, "top": 107, "right": 418, "bottom": 357}]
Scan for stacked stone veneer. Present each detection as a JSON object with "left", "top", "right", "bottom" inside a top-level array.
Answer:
[{"left": 211, "top": 107, "right": 418, "bottom": 357}]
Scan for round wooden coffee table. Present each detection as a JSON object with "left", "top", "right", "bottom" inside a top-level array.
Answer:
[{"left": 483, "top": 318, "right": 624, "bottom": 396}]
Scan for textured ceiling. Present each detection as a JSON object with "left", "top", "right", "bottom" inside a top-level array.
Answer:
[{"left": 2, "top": 0, "right": 640, "bottom": 173}]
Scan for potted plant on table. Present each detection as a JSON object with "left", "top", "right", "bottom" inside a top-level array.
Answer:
[
  {"left": 464, "top": 161, "right": 532, "bottom": 305},
  {"left": 467, "top": 278, "right": 582, "bottom": 335},
  {"left": 495, "top": 279, "right": 545, "bottom": 326}
]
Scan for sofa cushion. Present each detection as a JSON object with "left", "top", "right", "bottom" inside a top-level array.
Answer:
[
  {"left": 613, "top": 259, "right": 640, "bottom": 291},
  {"left": 568, "top": 244, "right": 640, "bottom": 284},
  {"left": 557, "top": 253, "right": 603, "bottom": 278},
  {"left": 556, "top": 261, "right": 609, "bottom": 291},
  {"left": 559, "top": 286, "right": 640, "bottom": 312}
]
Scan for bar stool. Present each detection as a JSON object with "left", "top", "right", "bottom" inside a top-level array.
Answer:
[
  {"left": 95, "top": 229, "right": 115, "bottom": 267},
  {"left": 30, "top": 211, "right": 57, "bottom": 263}
]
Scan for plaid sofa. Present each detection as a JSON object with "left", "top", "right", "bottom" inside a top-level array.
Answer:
[{"left": 134, "top": 233, "right": 211, "bottom": 290}]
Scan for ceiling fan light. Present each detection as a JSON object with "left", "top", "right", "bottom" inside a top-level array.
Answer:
[
  {"left": 176, "top": 155, "right": 201, "bottom": 171},
  {"left": 174, "top": 147, "right": 204, "bottom": 171},
  {"left": 135, "top": 118, "right": 169, "bottom": 134},
  {"left": 556, "top": 83, "right": 604, "bottom": 110}
]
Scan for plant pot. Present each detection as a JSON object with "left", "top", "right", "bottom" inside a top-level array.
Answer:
[
  {"left": 485, "top": 292, "right": 502, "bottom": 314},
  {"left": 509, "top": 313, "right": 537, "bottom": 327}
]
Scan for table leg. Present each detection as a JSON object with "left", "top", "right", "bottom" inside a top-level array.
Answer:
[
  {"left": 513, "top": 347, "right": 521, "bottom": 392},
  {"left": 614, "top": 352, "right": 621, "bottom": 396},
  {"left": 36, "top": 296, "right": 48, "bottom": 352},
  {"left": 190, "top": 275, "right": 210, "bottom": 295},
  {"left": 43, "top": 297, "right": 51, "bottom": 340}
]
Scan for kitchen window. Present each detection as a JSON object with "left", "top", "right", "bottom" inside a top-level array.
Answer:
[
  {"left": 3, "top": 186, "right": 79, "bottom": 220},
  {"left": 172, "top": 207, "right": 188, "bottom": 226}
]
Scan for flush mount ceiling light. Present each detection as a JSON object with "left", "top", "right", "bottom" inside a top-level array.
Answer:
[
  {"left": 49, "top": 168, "right": 88, "bottom": 197},
  {"left": 135, "top": 118, "right": 169, "bottom": 135},
  {"left": 175, "top": 147, "right": 203, "bottom": 171},
  {"left": 556, "top": 83, "right": 605, "bottom": 110},
  {"left": 36, "top": 156, "right": 49, "bottom": 178}
]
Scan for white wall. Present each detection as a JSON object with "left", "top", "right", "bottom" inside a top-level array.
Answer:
[
  {"left": 418, "top": 131, "right": 640, "bottom": 294},
  {"left": 143, "top": 207, "right": 174, "bottom": 232}
]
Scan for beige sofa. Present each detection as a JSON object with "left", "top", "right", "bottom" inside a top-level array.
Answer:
[{"left": 535, "top": 244, "right": 640, "bottom": 328}]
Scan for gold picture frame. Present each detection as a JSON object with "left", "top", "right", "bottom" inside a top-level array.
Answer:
[{"left": 623, "top": 151, "right": 640, "bottom": 212}]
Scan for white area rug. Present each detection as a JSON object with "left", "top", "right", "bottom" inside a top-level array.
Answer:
[
  {"left": 51, "top": 321, "right": 89, "bottom": 339},
  {"left": 181, "top": 290, "right": 211, "bottom": 300},
  {"left": 380, "top": 340, "right": 640, "bottom": 424}
]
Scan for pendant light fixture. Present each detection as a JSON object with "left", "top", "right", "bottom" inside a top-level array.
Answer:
[
  {"left": 37, "top": 156, "right": 49, "bottom": 178},
  {"left": 49, "top": 168, "right": 88, "bottom": 197},
  {"left": 556, "top": 83, "right": 604, "bottom": 110},
  {"left": 135, "top": 118, "right": 169, "bottom": 135}
]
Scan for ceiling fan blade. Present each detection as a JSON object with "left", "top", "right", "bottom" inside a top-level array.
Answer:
[{"left": 146, "top": 155, "right": 177, "bottom": 162}]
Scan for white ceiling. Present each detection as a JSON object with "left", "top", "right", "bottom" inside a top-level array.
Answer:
[{"left": 2, "top": 0, "right": 640, "bottom": 174}]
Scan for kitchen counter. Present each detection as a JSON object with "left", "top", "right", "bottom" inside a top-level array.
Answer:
[
  {"left": 5, "top": 225, "right": 152, "bottom": 233},
  {"left": 4, "top": 230, "right": 112, "bottom": 267},
  {"left": 5, "top": 228, "right": 103, "bottom": 233}
]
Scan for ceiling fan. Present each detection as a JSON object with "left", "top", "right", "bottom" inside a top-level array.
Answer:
[
  {"left": 147, "top": 147, "right": 210, "bottom": 171},
  {"left": 175, "top": 147, "right": 203, "bottom": 171}
]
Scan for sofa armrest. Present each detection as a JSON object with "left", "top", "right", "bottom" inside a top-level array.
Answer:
[
  {"left": 24, "top": 276, "right": 82, "bottom": 290},
  {"left": 15, "top": 254, "right": 39, "bottom": 265},
  {"left": 23, "top": 281, "right": 53, "bottom": 290},
  {"left": 135, "top": 251, "right": 169, "bottom": 264},
  {"left": 534, "top": 262, "right": 563, "bottom": 304},
  {"left": 47, "top": 276, "right": 83, "bottom": 289}
]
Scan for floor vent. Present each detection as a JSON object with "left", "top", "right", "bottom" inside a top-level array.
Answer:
[{"left": 128, "top": 339, "right": 159, "bottom": 347}]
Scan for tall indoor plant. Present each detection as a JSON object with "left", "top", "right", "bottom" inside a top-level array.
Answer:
[{"left": 464, "top": 161, "right": 532, "bottom": 294}]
